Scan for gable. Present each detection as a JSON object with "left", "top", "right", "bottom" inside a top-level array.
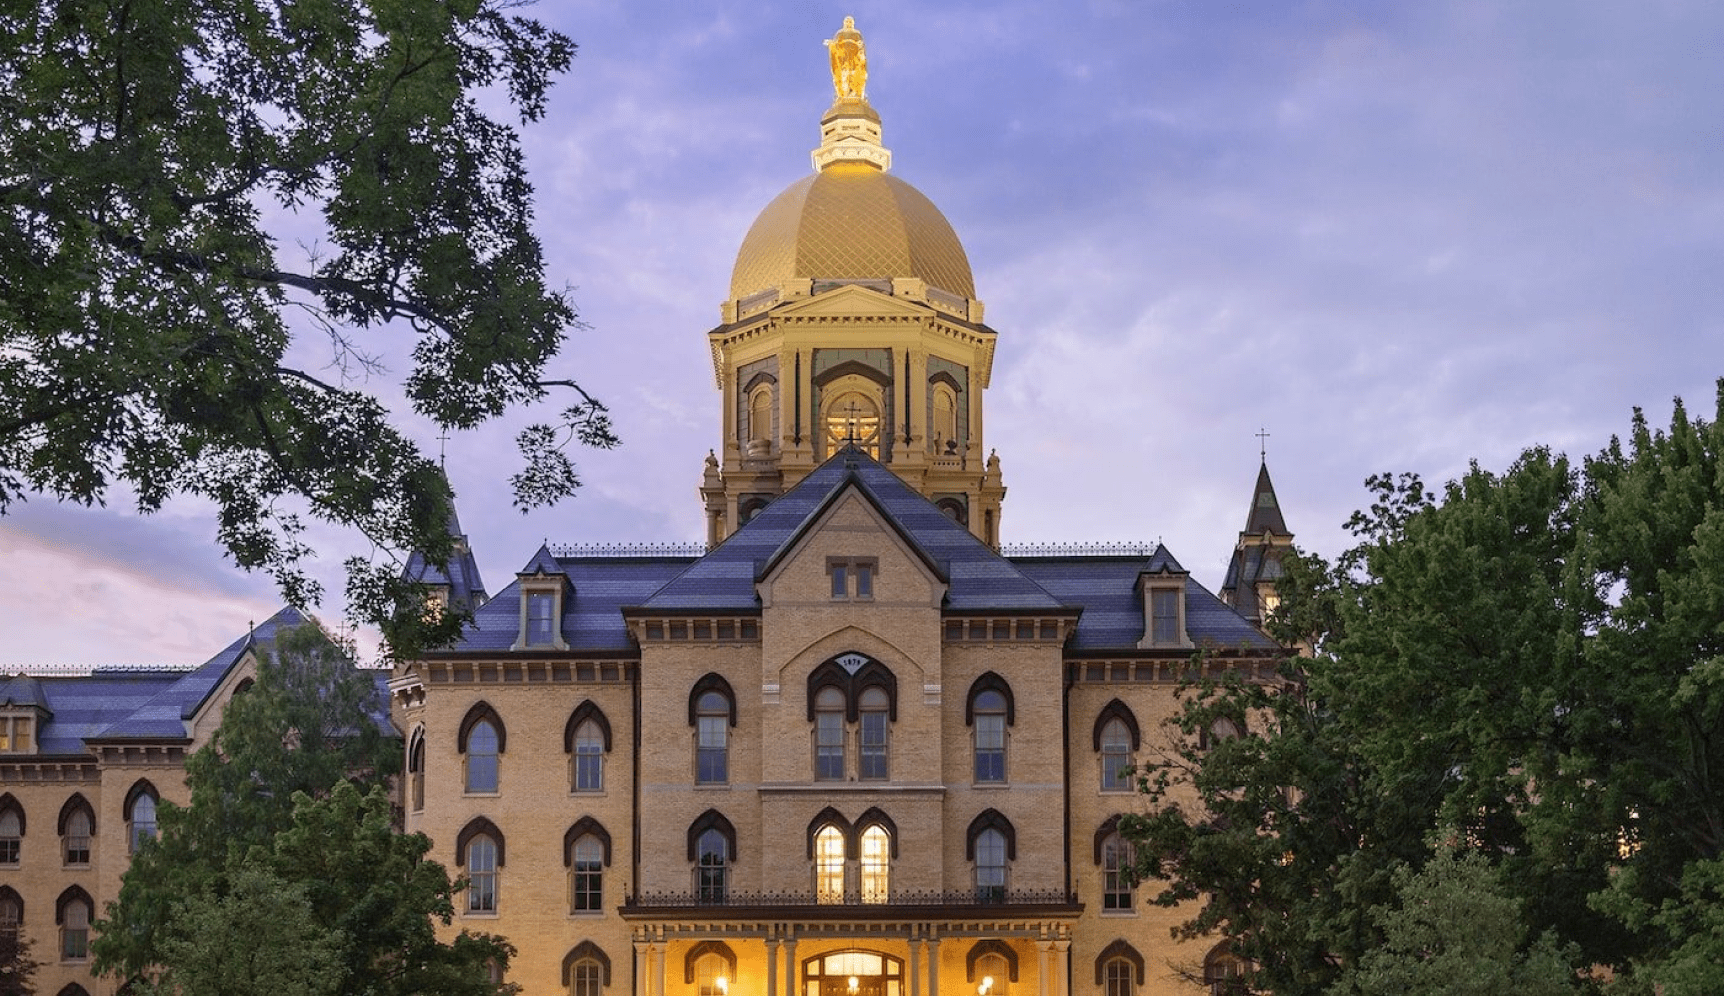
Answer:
[{"left": 757, "top": 489, "right": 944, "bottom": 610}]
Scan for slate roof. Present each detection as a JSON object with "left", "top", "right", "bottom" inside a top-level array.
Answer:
[
  {"left": 638, "top": 447, "right": 1067, "bottom": 613},
  {"left": 1012, "top": 547, "right": 1279, "bottom": 653},
  {"left": 16, "top": 607, "right": 380, "bottom": 755},
  {"left": 1243, "top": 461, "right": 1289, "bottom": 536},
  {"left": 448, "top": 554, "right": 698, "bottom": 653},
  {"left": 402, "top": 489, "right": 489, "bottom": 611}
]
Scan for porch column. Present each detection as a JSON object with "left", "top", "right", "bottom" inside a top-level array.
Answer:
[
  {"left": 656, "top": 942, "right": 668, "bottom": 996},
  {"left": 1037, "top": 943, "right": 1052, "bottom": 996},
  {"left": 767, "top": 939, "right": 781, "bottom": 996},
  {"left": 1050, "top": 941, "right": 1069, "bottom": 996},
  {"left": 926, "top": 938, "right": 940, "bottom": 996},
  {"left": 785, "top": 937, "right": 799, "bottom": 996},
  {"left": 909, "top": 939, "right": 921, "bottom": 996},
  {"left": 636, "top": 942, "right": 650, "bottom": 996}
]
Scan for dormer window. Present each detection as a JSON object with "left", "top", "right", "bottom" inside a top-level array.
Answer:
[
  {"left": 512, "top": 571, "right": 569, "bottom": 651},
  {"left": 1137, "top": 571, "right": 1192, "bottom": 649},
  {"left": 0, "top": 715, "right": 32, "bottom": 753}
]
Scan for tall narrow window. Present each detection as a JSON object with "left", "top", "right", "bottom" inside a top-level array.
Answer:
[
  {"left": 526, "top": 591, "right": 556, "bottom": 646},
  {"left": 128, "top": 792, "right": 157, "bottom": 852},
  {"left": 815, "top": 824, "right": 846, "bottom": 903},
  {"left": 825, "top": 391, "right": 881, "bottom": 458},
  {"left": 973, "top": 690, "right": 1007, "bottom": 783},
  {"left": 1151, "top": 588, "right": 1180, "bottom": 645},
  {"left": 696, "top": 828, "right": 728, "bottom": 903},
  {"left": 749, "top": 385, "right": 774, "bottom": 447},
  {"left": 60, "top": 889, "right": 90, "bottom": 951},
  {"left": 466, "top": 719, "right": 500, "bottom": 793},
  {"left": 858, "top": 686, "right": 889, "bottom": 780},
  {"left": 0, "top": 889, "right": 19, "bottom": 928},
  {"left": 814, "top": 687, "right": 846, "bottom": 781},
  {"left": 62, "top": 806, "right": 91, "bottom": 865},
  {"left": 973, "top": 952, "right": 1010, "bottom": 996},
  {"left": 696, "top": 691, "right": 730, "bottom": 784},
  {"left": 1102, "top": 832, "right": 1135, "bottom": 911},
  {"left": 975, "top": 828, "right": 1007, "bottom": 901},
  {"left": 573, "top": 719, "right": 604, "bottom": 792},
  {"left": 0, "top": 802, "right": 19, "bottom": 865},
  {"left": 408, "top": 733, "right": 426, "bottom": 811},
  {"left": 467, "top": 835, "right": 498, "bottom": 913},
  {"left": 1100, "top": 718, "right": 1132, "bottom": 792},
  {"left": 571, "top": 835, "right": 604, "bottom": 913},
  {"left": 1204, "top": 945, "right": 1249, "bottom": 996},
  {"left": 859, "top": 824, "right": 890, "bottom": 904}
]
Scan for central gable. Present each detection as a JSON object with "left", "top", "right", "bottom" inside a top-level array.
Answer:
[{"left": 757, "top": 486, "right": 945, "bottom": 610}]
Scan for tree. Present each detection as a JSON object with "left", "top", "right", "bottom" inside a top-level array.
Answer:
[
  {"left": 1327, "top": 849, "right": 1580, "bottom": 996},
  {"left": 94, "top": 621, "right": 513, "bottom": 995},
  {"left": 1126, "top": 382, "right": 1724, "bottom": 994},
  {"left": 0, "top": 0, "right": 616, "bottom": 654},
  {"left": 0, "top": 923, "right": 38, "bottom": 996}
]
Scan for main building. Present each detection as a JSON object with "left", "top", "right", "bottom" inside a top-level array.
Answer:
[{"left": 0, "top": 18, "right": 1295, "bottom": 996}]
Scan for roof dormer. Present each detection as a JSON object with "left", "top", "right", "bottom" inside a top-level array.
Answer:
[
  {"left": 0, "top": 674, "right": 51, "bottom": 754},
  {"left": 1136, "top": 556, "right": 1193, "bottom": 651},
  {"left": 512, "top": 546, "right": 571, "bottom": 652}
]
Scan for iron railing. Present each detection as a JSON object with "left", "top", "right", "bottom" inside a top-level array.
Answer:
[{"left": 624, "top": 888, "right": 1078, "bottom": 910}]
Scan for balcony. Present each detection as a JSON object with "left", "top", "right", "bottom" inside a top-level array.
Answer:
[{"left": 622, "top": 888, "right": 1081, "bottom": 920}]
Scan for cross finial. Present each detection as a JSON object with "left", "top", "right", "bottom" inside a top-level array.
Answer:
[
  {"left": 437, "top": 425, "right": 451, "bottom": 468},
  {"left": 845, "top": 400, "right": 861, "bottom": 444},
  {"left": 1255, "top": 427, "right": 1271, "bottom": 461}
]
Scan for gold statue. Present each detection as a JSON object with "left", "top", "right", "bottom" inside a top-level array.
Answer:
[{"left": 824, "top": 16, "right": 867, "bottom": 100}]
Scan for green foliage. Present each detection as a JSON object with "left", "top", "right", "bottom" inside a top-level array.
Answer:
[
  {"left": 1127, "top": 381, "right": 1724, "bottom": 994},
  {"left": 0, "top": 0, "right": 617, "bottom": 654},
  {"left": 0, "top": 924, "right": 38, "bottom": 996},
  {"left": 93, "top": 622, "right": 512, "bottom": 995},
  {"left": 1327, "top": 850, "right": 1581, "bottom": 996}
]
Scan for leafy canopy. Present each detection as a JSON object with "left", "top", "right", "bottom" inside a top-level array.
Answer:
[
  {"left": 0, "top": 0, "right": 615, "bottom": 654},
  {"left": 94, "top": 622, "right": 513, "bottom": 996},
  {"left": 1126, "top": 380, "right": 1724, "bottom": 995}
]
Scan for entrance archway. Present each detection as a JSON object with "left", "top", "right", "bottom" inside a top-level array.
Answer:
[{"left": 802, "top": 950, "right": 904, "bottom": 996}]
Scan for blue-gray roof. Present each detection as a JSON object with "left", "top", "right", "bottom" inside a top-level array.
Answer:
[
  {"left": 450, "top": 556, "right": 697, "bottom": 653},
  {"left": 640, "top": 448, "right": 1067, "bottom": 613}
]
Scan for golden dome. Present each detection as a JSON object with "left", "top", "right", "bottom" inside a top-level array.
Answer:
[{"left": 728, "top": 161, "right": 976, "bottom": 303}]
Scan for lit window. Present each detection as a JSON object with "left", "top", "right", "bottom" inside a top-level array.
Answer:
[
  {"left": 1102, "top": 833, "right": 1135, "bottom": 911},
  {"left": 696, "top": 691, "right": 730, "bottom": 785},
  {"left": 571, "top": 835, "right": 604, "bottom": 913},
  {"left": 696, "top": 828, "right": 728, "bottom": 903},
  {"left": 1100, "top": 718, "right": 1132, "bottom": 792},
  {"left": 0, "top": 805, "right": 19, "bottom": 865},
  {"left": 573, "top": 719, "right": 604, "bottom": 792},
  {"left": 816, "top": 824, "right": 846, "bottom": 903},
  {"left": 858, "top": 686, "right": 889, "bottom": 780},
  {"left": 128, "top": 791, "right": 157, "bottom": 853},
  {"left": 973, "top": 690, "right": 1007, "bottom": 783},
  {"left": 859, "top": 825, "right": 890, "bottom": 904},
  {"left": 825, "top": 391, "right": 881, "bottom": 458},
  {"left": 974, "top": 828, "right": 1007, "bottom": 901},
  {"left": 696, "top": 953, "right": 729, "bottom": 996},
  {"left": 974, "top": 953, "right": 1009, "bottom": 996},
  {"left": 0, "top": 717, "right": 31, "bottom": 752},
  {"left": 467, "top": 835, "right": 498, "bottom": 913},
  {"left": 1151, "top": 588, "right": 1180, "bottom": 644},
  {"left": 815, "top": 687, "right": 846, "bottom": 781},
  {"left": 526, "top": 591, "right": 556, "bottom": 646},
  {"left": 466, "top": 719, "right": 500, "bottom": 793},
  {"left": 63, "top": 805, "right": 91, "bottom": 865}
]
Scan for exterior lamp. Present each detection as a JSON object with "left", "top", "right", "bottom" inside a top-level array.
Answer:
[
  {"left": 717, "top": 979, "right": 728, "bottom": 996},
  {"left": 979, "top": 977, "right": 994, "bottom": 996},
  {"left": 848, "top": 977, "right": 860, "bottom": 995}
]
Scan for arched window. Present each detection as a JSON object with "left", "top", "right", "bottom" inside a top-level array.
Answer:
[
  {"left": 563, "top": 942, "right": 611, "bottom": 996},
  {"left": 125, "top": 779, "right": 159, "bottom": 853},
  {"left": 687, "top": 941, "right": 738, "bottom": 996},
  {"left": 1200, "top": 715, "right": 1246, "bottom": 751},
  {"left": 966, "top": 673, "right": 1014, "bottom": 784},
  {"left": 55, "top": 986, "right": 91, "bottom": 996},
  {"left": 814, "top": 686, "right": 846, "bottom": 781},
  {"left": 858, "top": 685, "right": 889, "bottom": 780},
  {"left": 967, "top": 809, "right": 1015, "bottom": 901},
  {"left": 56, "top": 886, "right": 93, "bottom": 961},
  {"left": 0, "top": 794, "right": 21, "bottom": 865},
  {"left": 815, "top": 823, "right": 846, "bottom": 903},
  {"left": 1098, "top": 718, "right": 1133, "bottom": 791},
  {"left": 688, "top": 810, "right": 734, "bottom": 903},
  {"left": 859, "top": 823, "right": 891, "bottom": 904},
  {"left": 566, "top": 702, "right": 611, "bottom": 793},
  {"left": 1203, "top": 944, "right": 1250, "bottom": 996},
  {"left": 966, "top": 940, "right": 1018, "bottom": 994},
  {"left": 824, "top": 389, "right": 882, "bottom": 459},
  {"left": 932, "top": 384, "right": 958, "bottom": 451},
  {"left": 1096, "top": 821, "right": 1135, "bottom": 912},
  {"left": 748, "top": 384, "right": 774, "bottom": 447},
  {"left": 570, "top": 833, "right": 605, "bottom": 913},
  {"left": 1094, "top": 942, "right": 1144, "bottom": 996},
  {"left": 458, "top": 703, "right": 506, "bottom": 794},
  {"left": 0, "top": 886, "right": 21, "bottom": 927},
  {"left": 456, "top": 817, "right": 504, "bottom": 914},
  {"left": 58, "top": 794, "right": 94, "bottom": 866},
  {"left": 689, "top": 674, "right": 735, "bottom": 785},
  {"left": 407, "top": 730, "right": 426, "bottom": 812}
]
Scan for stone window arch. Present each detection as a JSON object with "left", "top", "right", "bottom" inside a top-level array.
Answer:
[
  {"left": 563, "top": 941, "right": 611, "bottom": 996},
  {"left": 966, "top": 940, "right": 1019, "bottom": 986},
  {"left": 57, "top": 793, "right": 94, "bottom": 865},
  {"left": 0, "top": 793, "right": 22, "bottom": 865},
  {"left": 1094, "top": 700, "right": 1140, "bottom": 793},
  {"left": 123, "top": 778, "right": 159, "bottom": 852},
  {"left": 566, "top": 701, "right": 612, "bottom": 792},
  {"left": 457, "top": 702, "right": 505, "bottom": 794},
  {"left": 1094, "top": 940, "right": 1144, "bottom": 996}
]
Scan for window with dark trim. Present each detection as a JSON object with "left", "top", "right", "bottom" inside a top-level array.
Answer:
[
  {"left": 966, "top": 809, "right": 1016, "bottom": 901},
  {"left": 0, "top": 794, "right": 21, "bottom": 865},
  {"left": 124, "top": 779, "right": 158, "bottom": 853},
  {"left": 408, "top": 730, "right": 426, "bottom": 812},
  {"left": 565, "top": 818, "right": 610, "bottom": 914},
  {"left": 688, "top": 810, "right": 735, "bottom": 902},
  {"left": 58, "top": 795, "right": 94, "bottom": 866},
  {"left": 1095, "top": 941, "right": 1144, "bottom": 996},
  {"left": 456, "top": 817, "right": 505, "bottom": 914},
  {"left": 563, "top": 942, "right": 611, "bottom": 996},
  {"left": 1093, "top": 700, "right": 1141, "bottom": 793},
  {"left": 689, "top": 675, "right": 735, "bottom": 785},
  {"left": 56, "top": 886, "right": 93, "bottom": 961},
  {"left": 566, "top": 701, "right": 611, "bottom": 793},
  {"left": 458, "top": 703, "right": 506, "bottom": 794},
  {"left": 827, "top": 558, "right": 877, "bottom": 600},
  {"left": 966, "top": 672, "right": 1014, "bottom": 784}
]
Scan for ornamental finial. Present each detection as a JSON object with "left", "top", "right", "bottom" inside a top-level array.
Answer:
[{"left": 824, "top": 16, "right": 867, "bottom": 101}]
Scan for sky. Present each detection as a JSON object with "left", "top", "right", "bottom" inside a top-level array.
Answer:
[{"left": 3, "top": 0, "right": 1722, "bottom": 666}]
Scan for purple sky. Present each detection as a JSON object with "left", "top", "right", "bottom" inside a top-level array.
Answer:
[{"left": 4, "top": 2, "right": 1721, "bottom": 666}]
